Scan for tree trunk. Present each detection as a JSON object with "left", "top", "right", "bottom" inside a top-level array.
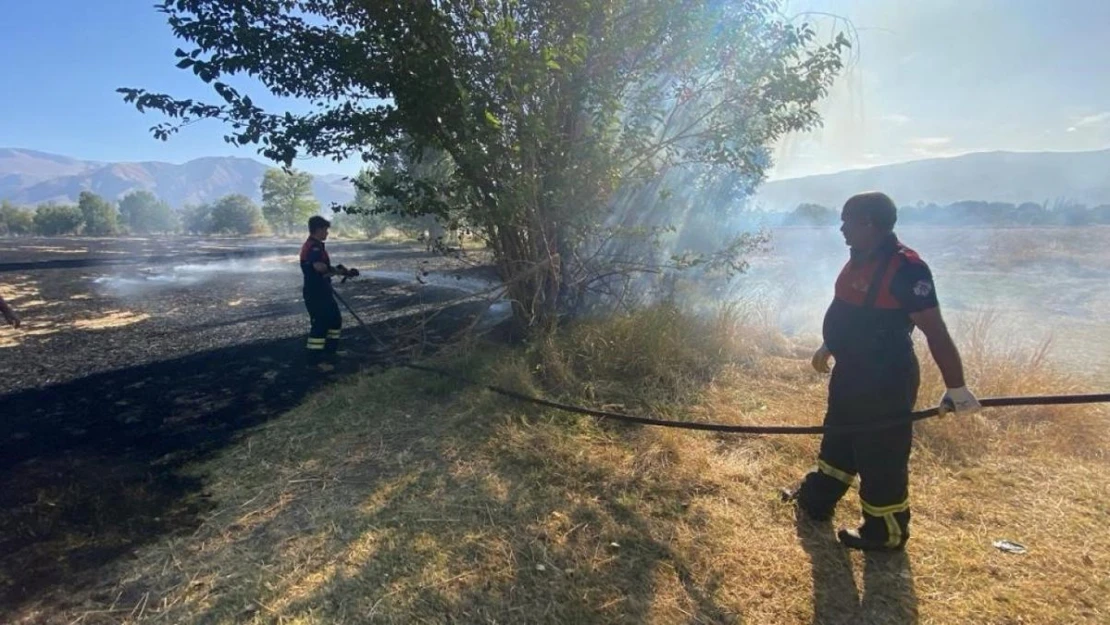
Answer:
[{"left": 491, "top": 220, "right": 562, "bottom": 337}]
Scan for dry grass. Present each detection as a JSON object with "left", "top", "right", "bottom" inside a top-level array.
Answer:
[
  {"left": 18, "top": 306, "right": 1110, "bottom": 624},
  {"left": 71, "top": 310, "right": 152, "bottom": 330},
  {"left": 982, "top": 226, "right": 1110, "bottom": 271},
  {"left": 912, "top": 310, "right": 1109, "bottom": 466},
  {"left": 370, "top": 227, "right": 417, "bottom": 244}
]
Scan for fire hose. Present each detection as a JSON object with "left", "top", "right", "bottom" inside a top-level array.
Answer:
[{"left": 330, "top": 287, "right": 1110, "bottom": 435}]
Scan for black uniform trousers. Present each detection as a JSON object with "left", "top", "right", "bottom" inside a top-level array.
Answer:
[
  {"left": 797, "top": 352, "right": 919, "bottom": 548},
  {"left": 304, "top": 287, "right": 341, "bottom": 362}
]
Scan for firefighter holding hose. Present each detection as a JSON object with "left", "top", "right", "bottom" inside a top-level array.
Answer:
[
  {"left": 786, "top": 192, "right": 981, "bottom": 551},
  {"left": 300, "top": 215, "right": 358, "bottom": 370}
]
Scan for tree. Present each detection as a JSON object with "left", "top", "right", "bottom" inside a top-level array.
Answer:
[
  {"left": 1051, "top": 199, "right": 1092, "bottom": 227},
  {"left": 785, "top": 203, "right": 837, "bottom": 227},
  {"left": 344, "top": 165, "right": 440, "bottom": 240},
  {"left": 348, "top": 169, "right": 389, "bottom": 238},
  {"left": 122, "top": 0, "right": 847, "bottom": 333},
  {"left": 210, "top": 194, "right": 264, "bottom": 234},
  {"left": 336, "top": 171, "right": 392, "bottom": 238},
  {"left": 260, "top": 168, "right": 319, "bottom": 235},
  {"left": 1015, "top": 202, "right": 1049, "bottom": 226},
  {"left": 180, "top": 203, "right": 214, "bottom": 234},
  {"left": 119, "top": 190, "right": 178, "bottom": 234},
  {"left": 78, "top": 191, "right": 120, "bottom": 236},
  {"left": 34, "top": 203, "right": 85, "bottom": 235},
  {"left": 369, "top": 146, "right": 471, "bottom": 248},
  {"left": 1093, "top": 204, "right": 1110, "bottom": 225},
  {"left": 0, "top": 201, "right": 35, "bottom": 236}
]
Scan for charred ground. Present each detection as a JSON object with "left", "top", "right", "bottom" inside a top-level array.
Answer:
[{"left": 0, "top": 236, "right": 499, "bottom": 614}]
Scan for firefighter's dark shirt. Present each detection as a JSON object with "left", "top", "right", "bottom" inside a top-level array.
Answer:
[
  {"left": 822, "top": 234, "right": 938, "bottom": 367},
  {"left": 299, "top": 237, "right": 332, "bottom": 293}
]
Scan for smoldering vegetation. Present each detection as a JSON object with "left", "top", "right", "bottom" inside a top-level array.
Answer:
[
  {"left": 721, "top": 225, "right": 1110, "bottom": 380},
  {"left": 0, "top": 237, "right": 503, "bottom": 393},
  {"left": 572, "top": 170, "right": 1110, "bottom": 383}
]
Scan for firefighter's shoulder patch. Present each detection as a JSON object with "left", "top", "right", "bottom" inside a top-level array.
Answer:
[
  {"left": 913, "top": 280, "right": 933, "bottom": 297},
  {"left": 299, "top": 239, "right": 319, "bottom": 262},
  {"left": 897, "top": 245, "right": 926, "bottom": 266}
]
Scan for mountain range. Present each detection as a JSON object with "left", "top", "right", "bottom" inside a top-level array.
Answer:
[
  {"left": 757, "top": 148, "right": 1110, "bottom": 210},
  {"left": 2, "top": 146, "right": 1109, "bottom": 212},
  {"left": 0, "top": 148, "right": 356, "bottom": 209}
]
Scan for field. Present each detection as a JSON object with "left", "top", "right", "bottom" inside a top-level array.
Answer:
[
  {"left": 0, "top": 236, "right": 500, "bottom": 615},
  {"left": 730, "top": 226, "right": 1110, "bottom": 380},
  {"left": 0, "top": 228, "right": 1108, "bottom": 624}
]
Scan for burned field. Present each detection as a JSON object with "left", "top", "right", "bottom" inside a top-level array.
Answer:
[
  {"left": 0, "top": 236, "right": 500, "bottom": 615},
  {"left": 3, "top": 228, "right": 1108, "bottom": 622}
]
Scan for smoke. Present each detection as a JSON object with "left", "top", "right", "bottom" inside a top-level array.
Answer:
[
  {"left": 724, "top": 226, "right": 845, "bottom": 338},
  {"left": 362, "top": 270, "right": 499, "bottom": 294},
  {"left": 769, "top": 7, "right": 867, "bottom": 181},
  {"left": 361, "top": 269, "right": 512, "bottom": 330},
  {"left": 92, "top": 256, "right": 295, "bottom": 297},
  {"left": 718, "top": 225, "right": 1110, "bottom": 379},
  {"left": 593, "top": 181, "right": 1110, "bottom": 381}
]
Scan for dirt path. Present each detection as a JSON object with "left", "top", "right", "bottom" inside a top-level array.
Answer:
[{"left": 0, "top": 237, "right": 501, "bottom": 616}]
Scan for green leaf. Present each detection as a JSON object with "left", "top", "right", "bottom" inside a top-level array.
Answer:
[{"left": 120, "top": 0, "right": 848, "bottom": 332}]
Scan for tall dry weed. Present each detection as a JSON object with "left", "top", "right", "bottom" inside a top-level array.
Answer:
[
  {"left": 488, "top": 302, "right": 1105, "bottom": 469},
  {"left": 915, "top": 309, "right": 1108, "bottom": 465},
  {"left": 526, "top": 302, "right": 774, "bottom": 411}
]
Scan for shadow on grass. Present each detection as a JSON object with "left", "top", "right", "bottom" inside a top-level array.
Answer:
[
  {"left": 0, "top": 297, "right": 490, "bottom": 621},
  {"left": 86, "top": 370, "right": 744, "bottom": 624},
  {"left": 796, "top": 511, "right": 918, "bottom": 625}
]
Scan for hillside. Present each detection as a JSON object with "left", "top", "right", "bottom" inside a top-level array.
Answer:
[
  {"left": 758, "top": 149, "right": 1110, "bottom": 210},
  {"left": 7, "top": 146, "right": 1110, "bottom": 215},
  {"left": 0, "top": 148, "right": 355, "bottom": 209}
]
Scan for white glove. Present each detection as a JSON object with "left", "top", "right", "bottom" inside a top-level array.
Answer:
[
  {"left": 811, "top": 343, "right": 832, "bottom": 374},
  {"left": 938, "top": 386, "right": 981, "bottom": 417}
]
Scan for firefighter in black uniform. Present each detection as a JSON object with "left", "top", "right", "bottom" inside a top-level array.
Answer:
[
  {"left": 300, "top": 216, "right": 358, "bottom": 368},
  {"left": 787, "top": 192, "right": 981, "bottom": 551}
]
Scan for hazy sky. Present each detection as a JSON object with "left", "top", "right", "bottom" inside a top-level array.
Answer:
[
  {"left": 0, "top": 0, "right": 1107, "bottom": 179},
  {"left": 770, "top": 0, "right": 1110, "bottom": 178}
]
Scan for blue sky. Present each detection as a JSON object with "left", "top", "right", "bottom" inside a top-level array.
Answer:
[
  {"left": 0, "top": 0, "right": 344, "bottom": 174},
  {"left": 1, "top": 0, "right": 1107, "bottom": 179},
  {"left": 772, "top": 0, "right": 1110, "bottom": 178}
]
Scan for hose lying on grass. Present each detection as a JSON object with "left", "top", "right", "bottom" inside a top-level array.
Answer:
[{"left": 332, "top": 288, "right": 1110, "bottom": 436}]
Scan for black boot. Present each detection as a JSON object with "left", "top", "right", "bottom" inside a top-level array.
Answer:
[
  {"left": 305, "top": 347, "right": 334, "bottom": 373},
  {"left": 837, "top": 528, "right": 906, "bottom": 552},
  {"left": 780, "top": 486, "right": 834, "bottom": 522}
]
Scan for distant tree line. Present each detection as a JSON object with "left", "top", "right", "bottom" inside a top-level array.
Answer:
[
  {"left": 778, "top": 199, "right": 1110, "bottom": 228},
  {"left": 0, "top": 168, "right": 315, "bottom": 237},
  {"left": 256, "top": 164, "right": 465, "bottom": 241},
  {"left": 7, "top": 184, "right": 1110, "bottom": 237},
  {"left": 0, "top": 165, "right": 451, "bottom": 239},
  {"left": 0, "top": 190, "right": 263, "bottom": 237},
  {"left": 0, "top": 191, "right": 168, "bottom": 237}
]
